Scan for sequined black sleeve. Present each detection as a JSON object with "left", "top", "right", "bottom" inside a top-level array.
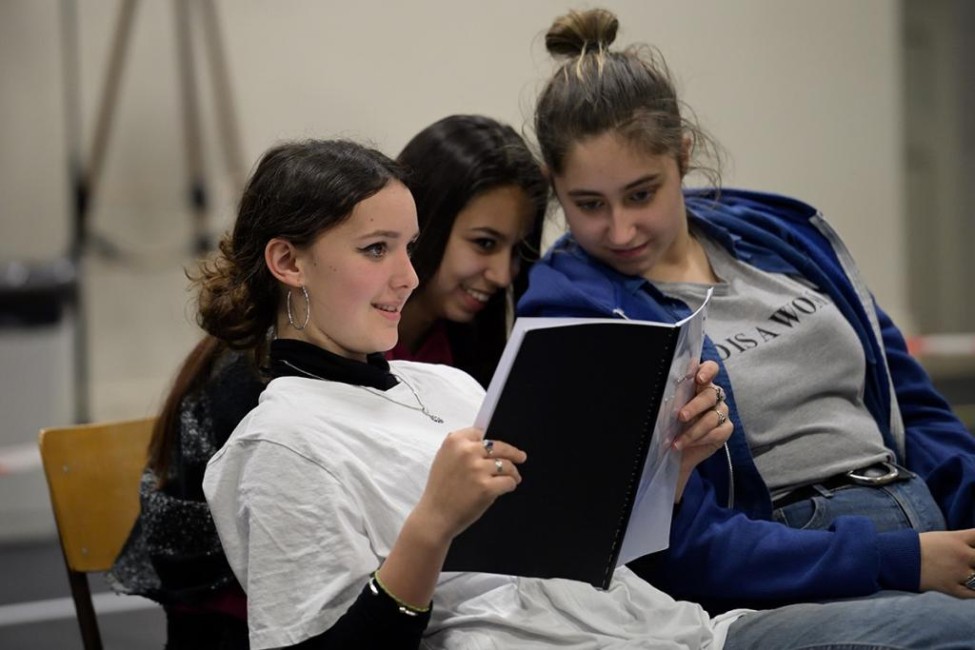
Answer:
[
  {"left": 288, "top": 580, "right": 431, "bottom": 649},
  {"left": 109, "top": 349, "right": 264, "bottom": 603}
]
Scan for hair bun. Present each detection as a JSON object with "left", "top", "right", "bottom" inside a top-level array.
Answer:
[{"left": 545, "top": 8, "right": 619, "bottom": 59}]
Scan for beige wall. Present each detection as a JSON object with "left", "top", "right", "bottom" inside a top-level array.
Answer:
[{"left": 1, "top": 0, "right": 906, "bottom": 322}]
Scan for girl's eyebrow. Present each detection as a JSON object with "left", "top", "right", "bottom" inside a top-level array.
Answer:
[
  {"left": 566, "top": 189, "right": 602, "bottom": 198},
  {"left": 622, "top": 174, "right": 661, "bottom": 190},
  {"left": 567, "top": 174, "right": 661, "bottom": 197},
  {"left": 467, "top": 226, "right": 507, "bottom": 240},
  {"left": 358, "top": 230, "right": 400, "bottom": 239},
  {"left": 357, "top": 229, "right": 418, "bottom": 241}
]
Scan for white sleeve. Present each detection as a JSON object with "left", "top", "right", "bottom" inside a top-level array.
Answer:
[{"left": 204, "top": 439, "right": 378, "bottom": 649}]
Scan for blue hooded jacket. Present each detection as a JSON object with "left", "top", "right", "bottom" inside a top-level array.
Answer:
[{"left": 518, "top": 188, "right": 975, "bottom": 612}]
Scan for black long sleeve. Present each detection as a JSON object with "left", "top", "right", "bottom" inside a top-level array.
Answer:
[{"left": 289, "top": 580, "right": 430, "bottom": 649}]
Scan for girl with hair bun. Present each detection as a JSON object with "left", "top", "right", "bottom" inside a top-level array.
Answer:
[{"left": 520, "top": 7, "right": 975, "bottom": 647}]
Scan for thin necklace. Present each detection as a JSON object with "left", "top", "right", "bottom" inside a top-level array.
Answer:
[{"left": 279, "top": 359, "right": 444, "bottom": 424}]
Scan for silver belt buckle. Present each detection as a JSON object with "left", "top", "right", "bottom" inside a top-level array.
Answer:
[{"left": 846, "top": 461, "right": 901, "bottom": 486}]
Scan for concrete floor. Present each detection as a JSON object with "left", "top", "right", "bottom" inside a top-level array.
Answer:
[{"left": 0, "top": 538, "right": 166, "bottom": 649}]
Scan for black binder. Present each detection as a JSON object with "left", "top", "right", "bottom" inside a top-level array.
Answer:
[{"left": 443, "top": 297, "right": 709, "bottom": 589}]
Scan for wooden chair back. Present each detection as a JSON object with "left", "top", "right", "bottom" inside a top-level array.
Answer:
[{"left": 38, "top": 417, "right": 155, "bottom": 650}]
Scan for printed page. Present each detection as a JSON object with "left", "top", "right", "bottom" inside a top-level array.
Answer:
[{"left": 617, "top": 288, "right": 713, "bottom": 564}]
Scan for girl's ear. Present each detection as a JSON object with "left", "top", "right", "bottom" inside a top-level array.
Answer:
[{"left": 265, "top": 238, "right": 303, "bottom": 288}]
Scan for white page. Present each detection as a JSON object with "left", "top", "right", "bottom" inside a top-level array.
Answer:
[{"left": 617, "top": 288, "right": 712, "bottom": 564}]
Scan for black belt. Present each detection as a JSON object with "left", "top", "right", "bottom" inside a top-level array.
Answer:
[{"left": 773, "top": 462, "right": 914, "bottom": 509}]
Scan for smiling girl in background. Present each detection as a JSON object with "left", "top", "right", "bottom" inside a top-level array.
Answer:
[{"left": 390, "top": 114, "right": 548, "bottom": 386}]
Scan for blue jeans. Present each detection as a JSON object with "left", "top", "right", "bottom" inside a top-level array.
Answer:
[
  {"left": 770, "top": 475, "right": 947, "bottom": 533},
  {"left": 724, "top": 590, "right": 975, "bottom": 649},
  {"left": 724, "top": 477, "right": 975, "bottom": 649}
]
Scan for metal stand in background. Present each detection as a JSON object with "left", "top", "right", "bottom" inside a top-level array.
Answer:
[{"left": 59, "top": 0, "right": 245, "bottom": 422}]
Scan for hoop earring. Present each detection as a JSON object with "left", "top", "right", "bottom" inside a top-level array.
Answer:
[{"left": 286, "top": 285, "right": 310, "bottom": 331}]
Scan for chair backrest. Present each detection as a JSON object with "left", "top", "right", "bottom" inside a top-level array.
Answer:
[{"left": 38, "top": 417, "right": 155, "bottom": 650}]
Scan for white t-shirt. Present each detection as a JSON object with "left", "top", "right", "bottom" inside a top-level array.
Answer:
[{"left": 203, "top": 361, "right": 745, "bottom": 649}]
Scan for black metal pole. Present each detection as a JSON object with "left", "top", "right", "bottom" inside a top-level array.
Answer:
[
  {"left": 59, "top": 0, "right": 88, "bottom": 423},
  {"left": 175, "top": 0, "right": 212, "bottom": 254},
  {"left": 201, "top": 0, "right": 246, "bottom": 191}
]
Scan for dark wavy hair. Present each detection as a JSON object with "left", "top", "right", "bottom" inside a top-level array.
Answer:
[
  {"left": 397, "top": 115, "right": 548, "bottom": 386},
  {"left": 195, "top": 139, "right": 406, "bottom": 350},
  {"left": 149, "top": 139, "right": 405, "bottom": 477}
]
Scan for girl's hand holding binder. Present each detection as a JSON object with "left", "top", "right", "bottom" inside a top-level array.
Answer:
[
  {"left": 673, "top": 360, "right": 733, "bottom": 499},
  {"left": 414, "top": 427, "right": 528, "bottom": 543}
]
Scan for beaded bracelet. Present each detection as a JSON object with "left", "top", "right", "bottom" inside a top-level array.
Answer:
[{"left": 370, "top": 571, "right": 431, "bottom": 616}]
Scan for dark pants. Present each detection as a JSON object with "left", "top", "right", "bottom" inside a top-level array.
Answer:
[{"left": 165, "top": 608, "right": 249, "bottom": 650}]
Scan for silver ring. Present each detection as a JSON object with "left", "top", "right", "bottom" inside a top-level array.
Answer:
[
  {"left": 711, "top": 384, "right": 725, "bottom": 404},
  {"left": 482, "top": 439, "right": 494, "bottom": 456},
  {"left": 965, "top": 572, "right": 975, "bottom": 591},
  {"left": 714, "top": 407, "right": 727, "bottom": 427},
  {"left": 493, "top": 459, "right": 504, "bottom": 475}
]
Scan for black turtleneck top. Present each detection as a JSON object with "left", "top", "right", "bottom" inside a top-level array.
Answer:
[{"left": 269, "top": 338, "right": 398, "bottom": 389}]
